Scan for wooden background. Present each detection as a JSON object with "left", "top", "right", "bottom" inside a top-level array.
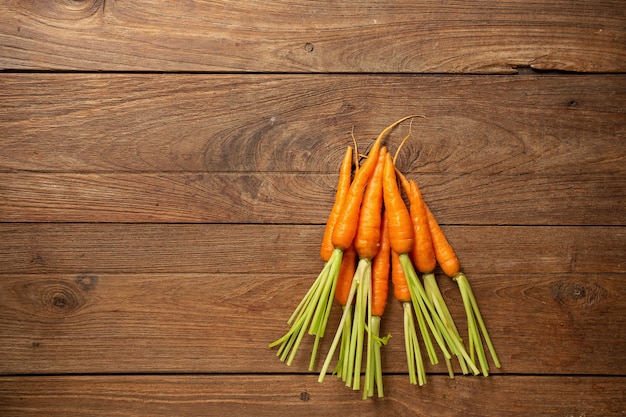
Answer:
[{"left": 1, "top": 1, "right": 625, "bottom": 415}]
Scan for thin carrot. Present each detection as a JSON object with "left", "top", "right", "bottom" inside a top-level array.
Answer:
[
  {"left": 396, "top": 173, "right": 467, "bottom": 376},
  {"left": 424, "top": 202, "right": 501, "bottom": 375},
  {"left": 391, "top": 248, "right": 411, "bottom": 303},
  {"left": 353, "top": 147, "right": 387, "bottom": 260},
  {"left": 370, "top": 211, "right": 390, "bottom": 318},
  {"left": 335, "top": 244, "right": 357, "bottom": 307},
  {"left": 320, "top": 146, "right": 353, "bottom": 262},
  {"left": 383, "top": 153, "right": 430, "bottom": 384},
  {"left": 424, "top": 203, "right": 460, "bottom": 278},
  {"left": 344, "top": 147, "right": 386, "bottom": 392},
  {"left": 397, "top": 175, "right": 436, "bottom": 274},
  {"left": 382, "top": 152, "right": 413, "bottom": 256}
]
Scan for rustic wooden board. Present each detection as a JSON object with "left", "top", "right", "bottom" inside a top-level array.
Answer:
[
  {"left": 1, "top": 0, "right": 625, "bottom": 414},
  {"left": 1, "top": 375, "right": 624, "bottom": 417},
  {"left": 1, "top": 224, "right": 625, "bottom": 275},
  {"left": 0, "top": 272, "right": 624, "bottom": 376},
  {"left": 0, "top": 74, "right": 624, "bottom": 175},
  {"left": 1, "top": 0, "right": 624, "bottom": 73},
  {"left": 0, "top": 172, "right": 624, "bottom": 225}
]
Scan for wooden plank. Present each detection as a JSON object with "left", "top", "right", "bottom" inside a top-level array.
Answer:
[
  {"left": 0, "top": 74, "right": 624, "bottom": 174},
  {"left": 0, "top": 375, "right": 624, "bottom": 416},
  {"left": 0, "top": 272, "right": 624, "bottom": 375},
  {"left": 0, "top": 172, "right": 624, "bottom": 225},
  {"left": 0, "top": 224, "right": 624, "bottom": 275},
  {"left": 1, "top": 0, "right": 624, "bottom": 72}
]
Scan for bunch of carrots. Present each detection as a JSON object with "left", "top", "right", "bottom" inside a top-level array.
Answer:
[{"left": 270, "top": 116, "right": 500, "bottom": 399}]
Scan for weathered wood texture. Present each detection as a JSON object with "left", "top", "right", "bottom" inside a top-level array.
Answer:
[
  {"left": 1, "top": 224, "right": 625, "bottom": 275},
  {"left": 1, "top": 74, "right": 624, "bottom": 175},
  {"left": 1, "top": 269, "right": 624, "bottom": 375},
  {"left": 1, "top": 0, "right": 625, "bottom": 415},
  {"left": 0, "top": 74, "right": 624, "bottom": 226},
  {"left": 1, "top": 375, "right": 624, "bottom": 417},
  {"left": 1, "top": 0, "right": 625, "bottom": 73}
]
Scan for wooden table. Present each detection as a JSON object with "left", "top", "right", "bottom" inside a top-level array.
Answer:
[{"left": 1, "top": 1, "right": 625, "bottom": 415}]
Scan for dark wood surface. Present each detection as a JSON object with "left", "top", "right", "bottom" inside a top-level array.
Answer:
[{"left": 1, "top": 1, "right": 625, "bottom": 416}]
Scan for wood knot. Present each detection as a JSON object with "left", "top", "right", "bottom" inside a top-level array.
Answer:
[
  {"left": 552, "top": 279, "right": 607, "bottom": 310},
  {"left": 19, "top": 278, "right": 90, "bottom": 319},
  {"left": 63, "top": 0, "right": 102, "bottom": 11},
  {"left": 43, "top": 281, "right": 85, "bottom": 315},
  {"left": 39, "top": 0, "right": 105, "bottom": 20}
]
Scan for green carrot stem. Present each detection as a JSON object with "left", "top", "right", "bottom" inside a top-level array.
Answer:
[
  {"left": 309, "top": 250, "right": 342, "bottom": 337},
  {"left": 287, "top": 252, "right": 335, "bottom": 325},
  {"left": 372, "top": 316, "right": 385, "bottom": 398},
  {"left": 308, "top": 251, "right": 343, "bottom": 370},
  {"left": 363, "top": 272, "right": 370, "bottom": 399},
  {"left": 455, "top": 273, "right": 501, "bottom": 373},
  {"left": 403, "top": 302, "right": 425, "bottom": 385},
  {"left": 401, "top": 255, "right": 481, "bottom": 375},
  {"left": 334, "top": 305, "right": 353, "bottom": 381},
  {"left": 270, "top": 249, "right": 344, "bottom": 367},
  {"left": 400, "top": 254, "right": 449, "bottom": 361},
  {"left": 423, "top": 272, "right": 469, "bottom": 375},
  {"left": 318, "top": 272, "right": 359, "bottom": 382},
  {"left": 347, "top": 259, "right": 371, "bottom": 390}
]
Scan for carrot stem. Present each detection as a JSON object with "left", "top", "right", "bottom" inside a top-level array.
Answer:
[
  {"left": 335, "top": 305, "right": 353, "bottom": 381},
  {"left": 454, "top": 272, "right": 501, "bottom": 375},
  {"left": 318, "top": 271, "right": 360, "bottom": 382},
  {"left": 401, "top": 254, "right": 481, "bottom": 375},
  {"left": 363, "top": 272, "right": 374, "bottom": 399},
  {"left": 403, "top": 302, "right": 426, "bottom": 385},
  {"left": 423, "top": 272, "right": 469, "bottom": 376},
  {"left": 346, "top": 259, "right": 371, "bottom": 390},
  {"left": 399, "top": 253, "right": 448, "bottom": 362},
  {"left": 270, "top": 248, "right": 343, "bottom": 367}
]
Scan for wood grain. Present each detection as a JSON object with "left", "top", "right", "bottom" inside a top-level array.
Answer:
[
  {"left": 0, "top": 272, "right": 624, "bottom": 375},
  {"left": 0, "top": 172, "right": 624, "bottom": 225},
  {"left": 0, "top": 375, "right": 624, "bottom": 416},
  {"left": 0, "top": 74, "right": 624, "bottom": 174},
  {"left": 1, "top": 0, "right": 625, "bottom": 413},
  {"left": 1, "top": 0, "right": 624, "bottom": 73},
  {"left": 1, "top": 224, "right": 625, "bottom": 275}
]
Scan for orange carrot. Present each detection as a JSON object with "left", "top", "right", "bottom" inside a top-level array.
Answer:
[
  {"left": 409, "top": 180, "right": 437, "bottom": 273},
  {"left": 354, "top": 147, "right": 387, "bottom": 260},
  {"left": 382, "top": 152, "right": 413, "bottom": 255},
  {"left": 345, "top": 147, "right": 387, "bottom": 393},
  {"left": 335, "top": 244, "right": 357, "bottom": 306},
  {"left": 320, "top": 146, "right": 353, "bottom": 261},
  {"left": 383, "top": 153, "right": 431, "bottom": 385},
  {"left": 424, "top": 203, "right": 460, "bottom": 278},
  {"left": 423, "top": 201, "right": 500, "bottom": 375},
  {"left": 391, "top": 249, "right": 411, "bottom": 302},
  {"left": 394, "top": 176, "right": 468, "bottom": 376},
  {"left": 371, "top": 211, "right": 390, "bottom": 317},
  {"left": 396, "top": 172, "right": 437, "bottom": 274}
]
